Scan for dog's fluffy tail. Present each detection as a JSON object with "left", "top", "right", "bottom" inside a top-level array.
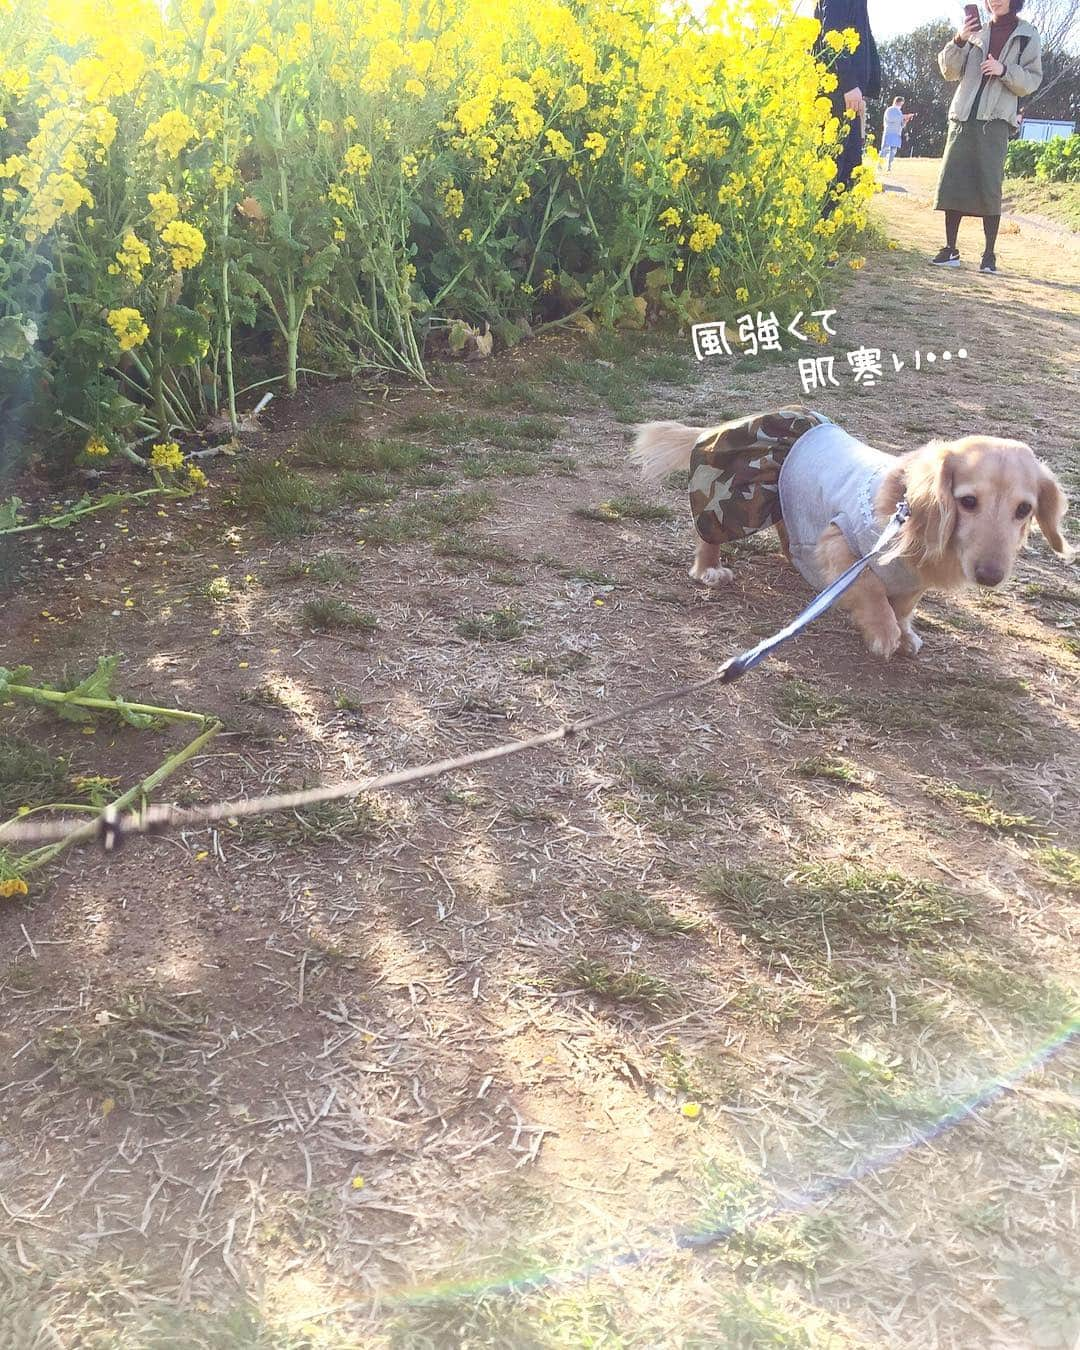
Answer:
[{"left": 630, "top": 421, "right": 704, "bottom": 482}]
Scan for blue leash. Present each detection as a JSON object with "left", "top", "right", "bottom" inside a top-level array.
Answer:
[{"left": 718, "top": 499, "right": 911, "bottom": 683}]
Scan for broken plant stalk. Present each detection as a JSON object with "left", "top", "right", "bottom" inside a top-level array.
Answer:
[{"left": 11, "top": 718, "right": 224, "bottom": 876}]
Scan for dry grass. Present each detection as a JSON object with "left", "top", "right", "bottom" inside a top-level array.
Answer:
[{"left": 31, "top": 991, "right": 213, "bottom": 1113}]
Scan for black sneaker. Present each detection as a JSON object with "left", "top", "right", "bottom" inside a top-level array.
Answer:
[
  {"left": 931, "top": 247, "right": 961, "bottom": 267},
  {"left": 980, "top": 252, "right": 998, "bottom": 273}
]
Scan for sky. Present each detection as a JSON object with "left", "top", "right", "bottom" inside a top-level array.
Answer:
[
  {"left": 868, "top": 1, "right": 954, "bottom": 40},
  {"left": 792, "top": 0, "right": 955, "bottom": 41}
]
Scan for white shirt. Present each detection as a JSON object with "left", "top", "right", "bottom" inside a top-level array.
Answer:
[
  {"left": 777, "top": 423, "right": 919, "bottom": 596},
  {"left": 883, "top": 106, "right": 905, "bottom": 134}
]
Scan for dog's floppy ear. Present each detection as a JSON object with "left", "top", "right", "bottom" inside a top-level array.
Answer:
[
  {"left": 1036, "top": 463, "right": 1072, "bottom": 559},
  {"left": 903, "top": 440, "right": 956, "bottom": 561}
]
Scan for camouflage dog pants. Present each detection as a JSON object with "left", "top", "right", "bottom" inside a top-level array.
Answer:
[{"left": 689, "top": 406, "right": 832, "bottom": 544}]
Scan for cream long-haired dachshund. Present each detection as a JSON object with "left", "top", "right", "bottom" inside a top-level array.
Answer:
[{"left": 632, "top": 407, "right": 1071, "bottom": 660}]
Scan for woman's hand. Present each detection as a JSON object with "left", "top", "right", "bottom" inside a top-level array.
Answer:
[
  {"left": 981, "top": 56, "right": 1006, "bottom": 77},
  {"left": 843, "top": 86, "right": 865, "bottom": 115},
  {"left": 956, "top": 14, "right": 980, "bottom": 42}
]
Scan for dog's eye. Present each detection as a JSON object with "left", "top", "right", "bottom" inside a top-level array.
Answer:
[
  {"left": 1015, "top": 502, "right": 1033, "bottom": 520},
  {"left": 958, "top": 495, "right": 978, "bottom": 512}
]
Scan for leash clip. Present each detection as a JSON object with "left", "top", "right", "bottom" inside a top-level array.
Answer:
[{"left": 99, "top": 804, "right": 123, "bottom": 852}]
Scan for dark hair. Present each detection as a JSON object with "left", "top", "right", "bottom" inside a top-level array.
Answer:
[{"left": 1010, "top": 0, "right": 1024, "bottom": 11}]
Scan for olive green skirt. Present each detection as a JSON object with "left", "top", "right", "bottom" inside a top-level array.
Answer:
[{"left": 935, "top": 119, "right": 1011, "bottom": 216}]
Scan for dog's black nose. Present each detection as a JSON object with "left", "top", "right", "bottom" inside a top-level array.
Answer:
[{"left": 974, "top": 564, "right": 1004, "bottom": 587}]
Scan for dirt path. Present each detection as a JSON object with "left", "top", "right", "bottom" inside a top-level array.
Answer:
[
  {"left": 1, "top": 168, "right": 1077, "bottom": 1348},
  {"left": 886, "top": 155, "right": 1080, "bottom": 254}
]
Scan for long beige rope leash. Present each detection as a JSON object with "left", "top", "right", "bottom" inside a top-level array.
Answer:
[{"left": 0, "top": 500, "right": 910, "bottom": 853}]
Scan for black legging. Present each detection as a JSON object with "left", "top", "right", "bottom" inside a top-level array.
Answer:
[{"left": 945, "top": 209, "right": 1000, "bottom": 253}]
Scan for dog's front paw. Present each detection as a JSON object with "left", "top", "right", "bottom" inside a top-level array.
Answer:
[
  {"left": 898, "top": 625, "right": 923, "bottom": 658},
  {"left": 862, "top": 618, "right": 902, "bottom": 660},
  {"left": 689, "top": 564, "right": 734, "bottom": 588}
]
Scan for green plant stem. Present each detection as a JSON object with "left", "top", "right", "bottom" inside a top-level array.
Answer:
[
  {"left": 4, "top": 684, "right": 210, "bottom": 725},
  {"left": 14, "top": 720, "right": 223, "bottom": 875},
  {"left": 0, "top": 486, "right": 187, "bottom": 536},
  {"left": 151, "top": 284, "right": 169, "bottom": 435}
]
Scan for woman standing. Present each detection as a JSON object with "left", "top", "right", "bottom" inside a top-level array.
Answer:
[
  {"left": 881, "top": 97, "right": 914, "bottom": 171},
  {"left": 932, "top": 0, "right": 1042, "bottom": 274}
]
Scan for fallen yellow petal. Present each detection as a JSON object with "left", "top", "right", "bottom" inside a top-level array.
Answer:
[{"left": 681, "top": 1102, "right": 702, "bottom": 1120}]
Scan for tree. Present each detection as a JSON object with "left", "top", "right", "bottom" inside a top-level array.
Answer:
[{"left": 1022, "top": 0, "right": 1080, "bottom": 120}]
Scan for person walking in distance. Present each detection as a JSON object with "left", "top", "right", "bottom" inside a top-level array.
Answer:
[
  {"left": 881, "top": 96, "right": 914, "bottom": 171},
  {"left": 815, "top": 0, "right": 881, "bottom": 206},
  {"left": 932, "top": 0, "right": 1042, "bottom": 274}
]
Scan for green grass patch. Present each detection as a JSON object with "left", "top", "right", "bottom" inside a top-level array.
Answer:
[
  {"left": 729, "top": 982, "right": 808, "bottom": 1031},
  {"left": 600, "top": 890, "right": 701, "bottom": 937},
  {"left": 538, "top": 334, "right": 696, "bottom": 424},
  {"left": 290, "top": 432, "right": 438, "bottom": 475},
  {"left": 576, "top": 496, "right": 673, "bottom": 524},
  {"left": 334, "top": 471, "right": 399, "bottom": 504},
  {"left": 433, "top": 537, "right": 521, "bottom": 566},
  {"left": 778, "top": 672, "right": 1039, "bottom": 757},
  {"left": 357, "top": 489, "right": 496, "bottom": 548},
  {"left": 201, "top": 575, "right": 234, "bottom": 603},
  {"left": 479, "top": 378, "right": 565, "bottom": 413},
  {"left": 0, "top": 735, "right": 69, "bottom": 814},
  {"left": 776, "top": 679, "right": 851, "bottom": 729},
  {"left": 34, "top": 991, "right": 210, "bottom": 1112},
  {"left": 281, "top": 553, "right": 351, "bottom": 584},
  {"left": 563, "top": 958, "right": 677, "bottom": 1011},
  {"left": 414, "top": 488, "right": 497, "bottom": 528},
  {"left": 239, "top": 798, "right": 388, "bottom": 847},
  {"left": 234, "top": 460, "right": 321, "bottom": 538},
  {"left": 924, "top": 780, "right": 1046, "bottom": 837},
  {"left": 703, "top": 861, "right": 974, "bottom": 952},
  {"left": 399, "top": 410, "right": 559, "bottom": 451},
  {"left": 1036, "top": 847, "right": 1080, "bottom": 891},
  {"left": 920, "top": 950, "right": 1077, "bottom": 1026},
  {"left": 1002, "top": 177, "right": 1080, "bottom": 231},
  {"left": 793, "top": 755, "right": 862, "bottom": 785},
  {"left": 519, "top": 650, "right": 590, "bottom": 677},
  {"left": 622, "top": 756, "right": 724, "bottom": 806},
  {"left": 299, "top": 598, "right": 377, "bottom": 633},
  {"left": 461, "top": 451, "right": 544, "bottom": 480},
  {"left": 455, "top": 607, "right": 524, "bottom": 641},
  {"left": 539, "top": 555, "right": 617, "bottom": 586}
]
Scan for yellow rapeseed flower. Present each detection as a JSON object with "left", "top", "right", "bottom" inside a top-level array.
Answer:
[
  {"left": 144, "top": 109, "right": 198, "bottom": 159},
  {"left": 343, "top": 144, "right": 374, "bottom": 177},
  {"left": 151, "top": 441, "right": 184, "bottom": 472},
  {"left": 160, "top": 220, "right": 206, "bottom": 272},
  {"left": 107, "top": 307, "right": 149, "bottom": 351},
  {"left": 544, "top": 129, "right": 574, "bottom": 161},
  {"left": 110, "top": 232, "right": 151, "bottom": 284},
  {"left": 148, "top": 190, "right": 179, "bottom": 232}
]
